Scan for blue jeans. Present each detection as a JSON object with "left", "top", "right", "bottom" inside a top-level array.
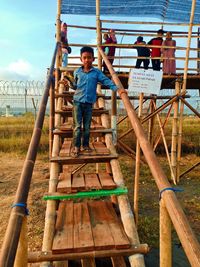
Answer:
[
  {"left": 73, "top": 101, "right": 93, "bottom": 148},
  {"left": 62, "top": 53, "right": 68, "bottom": 67}
]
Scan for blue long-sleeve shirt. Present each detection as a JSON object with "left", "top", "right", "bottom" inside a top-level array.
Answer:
[{"left": 73, "top": 66, "right": 118, "bottom": 104}]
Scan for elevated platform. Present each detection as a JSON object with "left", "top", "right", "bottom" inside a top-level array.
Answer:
[{"left": 63, "top": 68, "right": 200, "bottom": 89}]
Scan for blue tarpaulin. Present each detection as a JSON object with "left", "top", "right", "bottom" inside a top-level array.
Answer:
[{"left": 61, "top": 0, "right": 200, "bottom": 23}]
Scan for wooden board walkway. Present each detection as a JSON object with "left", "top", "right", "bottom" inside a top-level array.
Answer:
[
  {"left": 52, "top": 200, "right": 131, "bottom": 254},
  {"left": 57, "top": 172, "right": 117, "bottom": 193}
]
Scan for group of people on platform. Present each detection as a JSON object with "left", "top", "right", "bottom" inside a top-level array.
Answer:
[
  {"left": 134, "top": 29, "right": 176, "bottom": 74},
  {"left": 60, "top": 23, "right": 176, "bottom": 75}
]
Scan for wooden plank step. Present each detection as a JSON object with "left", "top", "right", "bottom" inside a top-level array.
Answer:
[
  {"left": 52, "top": 200, "right": 131, "bottom": 254},
  {"left": 53, "top": 201, "right": 74, "bottom": 253},
  {"left": 93, "top": 142, "right": 110, "bottom": 155},
  {"left": 59, "top": 141, "right": 72, "bottom": 157},
  {"left": 54, "top": 128, "right": 112, "bottom": 138},
  {"left": 50, "top": 154, "right": 118, "bottom": 165},
  {"left": 55, "top": 109, "right": 109, "bottom": 117},
  {"left": 57, "top": 172, "right": 116, "bottom": 193},
  {"left": 98, "top": 173, "right": 117, "bottom": 190}
]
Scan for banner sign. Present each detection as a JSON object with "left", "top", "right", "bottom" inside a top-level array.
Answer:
[{"left": 128, "top": 69, "right": 163, "bottom": 95}]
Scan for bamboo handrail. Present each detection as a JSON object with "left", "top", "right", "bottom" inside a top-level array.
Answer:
[
  {"left": 98, "top": 46, "right": 200, "bottom": 267},
  {"left": 0, "top": 42, "right": 59, "bottom": 267},
  {"left": 101, "top": 19, "right": 200, "bottom": 27},
  {"left": 69, "top": 42, "right": 200, "bottom": 51}
]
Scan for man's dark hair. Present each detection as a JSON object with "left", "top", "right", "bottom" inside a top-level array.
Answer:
[
  {"left": 157, "top": 29, "right": 164, "bottom": 34},
  {"left": 80, "top": 46, "right": 94, "bottom": 57}
]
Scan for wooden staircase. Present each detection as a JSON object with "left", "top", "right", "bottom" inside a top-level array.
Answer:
[{"left": 38, "top": 76, "right": 147, "bottom": 267}]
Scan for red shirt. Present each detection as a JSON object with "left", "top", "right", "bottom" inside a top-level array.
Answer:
[{"left": 148, "top": 37, "right": 163, "bottom": 57}]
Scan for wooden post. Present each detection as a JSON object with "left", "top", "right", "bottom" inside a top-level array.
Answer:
[
  {"left": 177, "top": 0, "right": 196, "bottom": 182},
  {"left": 14, "top": 217, "right": 28, "bottom": 267},
  {"left": 111, "top": 90, "right": 117, "bottom": 145},
  {"left": 134, "top": 93, "right": 143, "bottom": 226},
  {"left": 160, "top": 199, "right": 172, "bottom": 267},
  {"left": 171, "top": 80, "right": 181, "bottom": 183}
]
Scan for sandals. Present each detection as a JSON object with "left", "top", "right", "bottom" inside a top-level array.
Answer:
[
  {"left": 71, "top": 147, "right": 80, "bottom": 158},
  {"left": 83, "top": 146, "right": 93, "bottom": 152}
]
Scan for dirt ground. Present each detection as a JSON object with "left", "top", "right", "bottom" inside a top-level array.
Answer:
[{"left": 0, "top": 152, "right": 199, "bottom": 266}]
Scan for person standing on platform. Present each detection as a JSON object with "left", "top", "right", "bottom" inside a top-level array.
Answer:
[
  {"left": 161, "top": 32, "right": 176, "bottom": 75},
  {"left": 148, "top": 29, "right": 164, "bottom": 71},
  {"left": 102, "top": 30, "right": 117, "bottom": 73},
  {"left": 134, "top": 36, "right": 150, "bottom": 69}
]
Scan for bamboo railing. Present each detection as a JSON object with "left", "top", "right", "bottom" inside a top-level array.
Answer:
[
  {"left": 0, "top": 42, "right": 59, "bottom": 267},
  {"left": 98, "top": 46, "right": 200, "bottom": 267}
]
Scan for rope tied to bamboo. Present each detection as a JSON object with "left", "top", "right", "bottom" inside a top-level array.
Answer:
[
  {"left": 11, "top": 203, "right": 29, "bottom": 215},
  {"left": 159, "top": 187, "right": 184, "bottom": 201}
]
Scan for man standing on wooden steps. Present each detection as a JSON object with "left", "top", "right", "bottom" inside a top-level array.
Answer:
[{"left": 71, "top": 46, "right": 124, "bottom": 157}]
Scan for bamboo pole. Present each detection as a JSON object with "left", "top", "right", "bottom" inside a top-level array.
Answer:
[
  {"left": 55, "top": 0, "right": 61, "bottom": 94},
  {"left": 14, "top": 217, "right": 28, "bottom": 267},
  {"left": 180, "top": 161, "right": 200, "bottom": 178},
  {"left": 134, "top": 93, "right": 143, "bottom": 226},
  {"left": 101, "top": 19, "right": 200, "bottom": 26},
  {"left": 177, "top": 0, "right": 197, "bottom": 182},
  {"left": 49, "top": 81, "right": 55, "bottom": 157},
  {"left": 0, "top": 43, "right": 58, "bottom": 267},
  {"left": 153, "top": 104, "right": 173, "bottom": 152},
  {"left": 111, "top": 90, "right": 117, "bottom": 145},
  {"left": 98, "top": 46, "right": 200, "bottom": 266},
  {"left": 41, "top": 80, "right": 65, "bottom": 267},
  {"left": 152, "top": 102, "right": 176, "bottom": 184},
  {"left": 160, "top": 199, "right": 172, "bottom": 267},
  {"left": 180, "top": 97, "right": 200, "bottom": 118},
  {"left": 171, "top": 80, "right": 181, "bottom": 183},
  {"left": 148, "top": 98, "right": 156, "bottom": 146}
]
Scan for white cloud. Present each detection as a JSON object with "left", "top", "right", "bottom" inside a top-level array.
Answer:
[{"left": 7, "top": 59, "right": 32, "bottom": 77}]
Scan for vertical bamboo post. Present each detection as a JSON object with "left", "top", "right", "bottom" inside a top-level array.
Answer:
[
  {"left": 95, "top": 0, "right": 102, "bottom": 173},
  {"left": 134, "top": 93, "right": 143, "bottom": 226},
  {"left": 160, "top": 199, "right": 172, "bottom": 267},
  {"left": 171, "top": 80, "right": 181, "bottom": 183},
  {"left": 148, "top": 97, "right": 156, "bottom": 146},
  {"left": 111, "top": 90, "right": 117, "bottom": 145},
  {"left": 177, "top": 0, "right": 196, "bottom": 182},
  {"left": 49, "top": 81, "right": 55, "bottom": 157},
  {"left": 14, "top": 217, "right": 28, "bottom": 267},
  {"left": 55, "top": 0, "right": 61, "bottom": 94}
]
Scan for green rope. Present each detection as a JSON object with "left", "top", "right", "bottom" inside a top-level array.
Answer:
[{"left": 43, "top": 187, "right": 128, "bottom": 201}]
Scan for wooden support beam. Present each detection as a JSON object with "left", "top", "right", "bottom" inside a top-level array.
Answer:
[{"left": 28, "top": 245, "right": 149, "bottom": 263}]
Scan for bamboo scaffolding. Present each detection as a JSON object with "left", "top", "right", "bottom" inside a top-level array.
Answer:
[
  {"left": 148, "top": 98, "right": 156, "bottom": 146},
  {"left": 153, "top": 104, "right": 173, "bottom": 152},
  {"left": 97, "top": 66, "right": 145, "bottom": 267},
  {"left": 98, "top": 46, "right": 200, "bottom": 266},
  {"left": 14, "top": 217, "right": 28, "bottom": 267},
  {"left": 67, "top": 22, "right": 200, "bottom": 32},
  {"left": 49, "top": 81, "right": 55, "bottom": 157},
  {"left": 68, "top": 42, "right": 200, "bottom": 51},
  {"left": 152, "top": 102, "right": 176, "bottom": 184},
  {"left": 0, "top": 43, "right": 59, "bottom": 267},
  {"left": 177, "top": 0, "right": 197, "bottom": 183},
  {"left": 160, "top": 199, "right": 172, "bottom": 267},
  {"left": 180, "top": 161, "right": 200, "bottom": 178},
  {"left": 180, "top": 97, "right": 200, "bottom": 117},
  {"left": 171, "top": 81, "right": 181, "bottom": 182},
  {"left": 101, "top": 19, "right": 200, "bottom": 27},
  {"left": 134, "top": 93, "right": 143, "bottom": 226}
]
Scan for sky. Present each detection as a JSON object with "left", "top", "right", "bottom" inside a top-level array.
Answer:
[{"left": 0, "top": 0, "right": 199, "bottom": 82}]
